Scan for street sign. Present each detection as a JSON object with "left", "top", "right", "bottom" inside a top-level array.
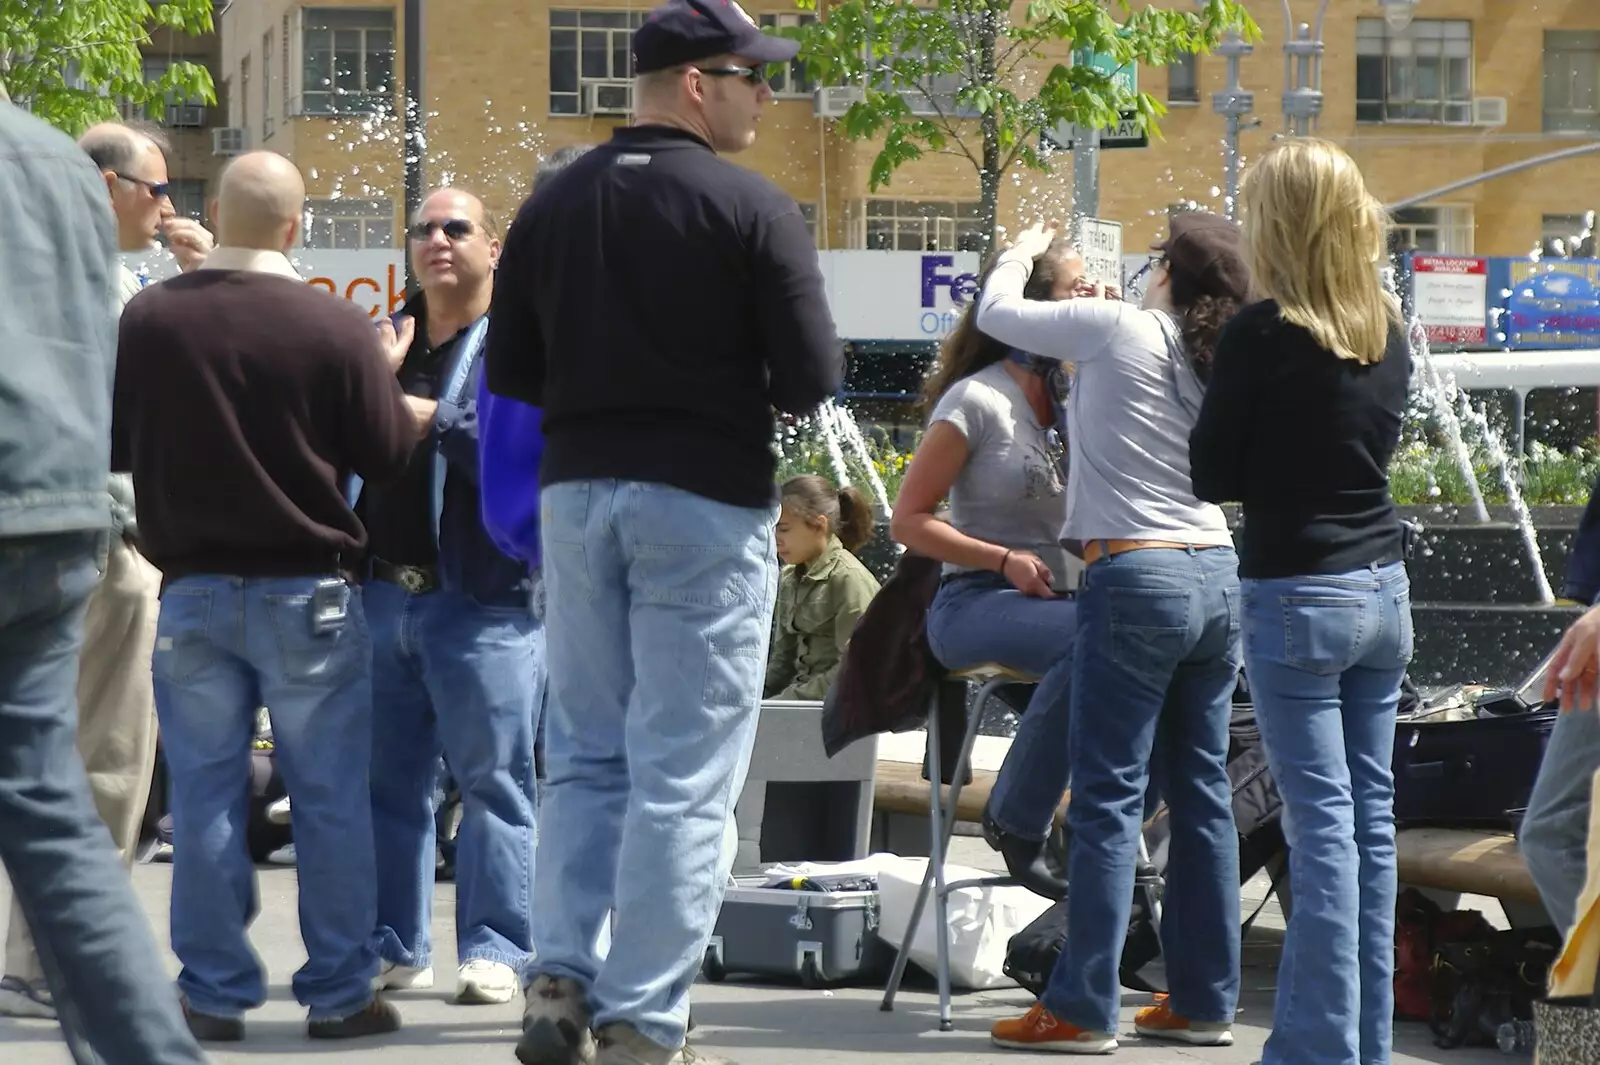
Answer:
[
  {"left": 1042, "top": 111, "right": 1149, "bottom": 151},
  {"left": 1042, "top": 50, "right": 1147, "bottom": 151},
  {"left": 1077, "top": 217, "right": 1124, "bottom": 288}
]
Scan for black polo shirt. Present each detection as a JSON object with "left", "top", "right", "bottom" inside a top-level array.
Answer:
[{"left": 484, "top": 125, "right": 843, "bottom": 509}]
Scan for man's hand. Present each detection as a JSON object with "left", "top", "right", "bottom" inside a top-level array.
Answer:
[
  {"left": 403, "top": 395, "right": 438, "bottom": 439},
  {"left": 163, "top": 218, "right": 214, "bottom": 273},
  {"left": 1544, "top": 603, "right": 1600, "bottom": 712},
  {"left": 378, "top": 315, "right": 416, "bottom": 374}
]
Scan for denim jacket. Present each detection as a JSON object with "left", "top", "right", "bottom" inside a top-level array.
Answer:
[
  {"left": 0, "top": 103, "right": 119, "bottom": 538},
  {"left": 354, "top": 295, "right": 529, "bottom": 608}
]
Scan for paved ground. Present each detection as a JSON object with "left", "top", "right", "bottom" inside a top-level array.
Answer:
[{"left": 1, "top": 838, "right": 1518, "bottom": 1063}]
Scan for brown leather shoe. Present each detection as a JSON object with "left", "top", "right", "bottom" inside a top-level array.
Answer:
[{"left": 307, "top": 994, "right": 400, "bottom": 1040}]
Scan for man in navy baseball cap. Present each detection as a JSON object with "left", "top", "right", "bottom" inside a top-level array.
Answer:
[{"left": 632, "top": 0, "right": 800, "bottom": 74}]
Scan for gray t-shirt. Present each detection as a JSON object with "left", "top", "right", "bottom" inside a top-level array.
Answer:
[
  {"left": 929, "top": 361, "right": 1080, "bottom": 588},
  {"left": 975, "top": 251, "right": 1233, "bottom": 549}
]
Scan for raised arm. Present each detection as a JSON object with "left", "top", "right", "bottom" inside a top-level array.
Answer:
[{"left": 975, "top": 246, "right": 1126, "bottom": 364}]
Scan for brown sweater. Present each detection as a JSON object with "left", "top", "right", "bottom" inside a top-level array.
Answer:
[{"left": 112, "top": 269, "right": 416, "bottom": 580}]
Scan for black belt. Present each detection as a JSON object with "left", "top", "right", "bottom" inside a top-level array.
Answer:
[{"left": 370, "top": 558, "right": 439, "bottom": 594}]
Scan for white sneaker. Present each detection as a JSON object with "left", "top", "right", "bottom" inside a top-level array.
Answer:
[
  {"left": 265, "top": 796, "right": 292, "bottom": 825},
  {"left": 456, "top": 959, "right": 518, "bottom": 1005},
  {"left": 0, "top": 976, "right": 56, "bottom": 1020},
  {"left": 265, "top": 843, "right": 296, "bottom": 865},
  {"left": 374, "top": 960, "right": 434, "bottom": 991}
]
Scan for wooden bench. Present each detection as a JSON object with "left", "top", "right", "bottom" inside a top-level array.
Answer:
[{"left": 872, "top": 759, "right": 1541, "bottom": 906}]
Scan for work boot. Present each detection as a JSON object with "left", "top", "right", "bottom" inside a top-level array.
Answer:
[
  {"left": 595, "top": 1023, "right": 727, "bottom": 1065},
  {"left": 516, "top": 974, "right": 596, "bottom": 1065}
]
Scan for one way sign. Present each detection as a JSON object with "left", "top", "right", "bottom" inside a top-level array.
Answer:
[{"left": 1042, "top": 110, "right": 1150, "bottom": 152}]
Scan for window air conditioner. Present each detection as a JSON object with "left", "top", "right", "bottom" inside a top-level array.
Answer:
[
  {"left": 212, "top": 127, "right": 247, "bottom": 156},
  {"left": 813, "top": 86, "right": 865, "bottom": 119},
  {"left": 587, "top": 81, "right": 633, "bottom": 116},
  {"left": 1473, "top": 97, "right": 1508, "bottom": 127},
  {"left": 167, "top": 104, "right": 206, "bottom": 128}
]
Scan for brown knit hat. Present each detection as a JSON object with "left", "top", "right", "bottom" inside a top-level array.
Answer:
[{"left": 1151, "top": 210, "right": 1249, "bottom": 302}]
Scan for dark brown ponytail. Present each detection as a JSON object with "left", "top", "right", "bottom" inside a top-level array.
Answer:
[
  {"left": 835, "top": 485, "right": 876, "bottom": 554},
  {"left": 779, "top": 475, "right": 877, "bottom": 555}
]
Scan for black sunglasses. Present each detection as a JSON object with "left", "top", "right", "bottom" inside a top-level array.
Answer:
[
  {"left": 114, "top": 172, "right": 171, "bottom": 199},
  {"left": 695, "top": 65, "right": 766, "bottom": 87},
  {"left": 407, "top": 218, "right": 476, "bottom": 241}
]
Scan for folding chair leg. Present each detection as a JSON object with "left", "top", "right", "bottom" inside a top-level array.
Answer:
[
  {"left": 880, "top": 686, "right": 943, "bottom": 1011},
  {"left": 1137, "top": 829, "right": 1163, "bottom": 931}
]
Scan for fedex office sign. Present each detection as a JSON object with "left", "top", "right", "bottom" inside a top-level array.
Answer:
[
  {"left": 919, "top": 255, "right": 980, "bottom": 335},
  {"left": 822, "top": 251, "right": 983, "bottom": 340}
]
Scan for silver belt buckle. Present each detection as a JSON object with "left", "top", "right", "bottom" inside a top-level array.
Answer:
[{"left": 398, "top": 567, "right": 430, "bottom": 594}]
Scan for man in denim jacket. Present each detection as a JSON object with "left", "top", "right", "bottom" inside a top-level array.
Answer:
[
  {"left": 0, "top": 94, "right": 208, "bottom": 1065},
  {"left": 1523, "top": 471, "right": 1600, "bottom": 936}
]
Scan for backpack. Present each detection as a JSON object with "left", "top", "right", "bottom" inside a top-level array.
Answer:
[{"left": 820, "top": 548, "right": 945, "bottom": 758}]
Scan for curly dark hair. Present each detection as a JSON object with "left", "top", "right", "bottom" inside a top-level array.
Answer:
[
  {"left": 920, "top": 237, "right": 1077, "bottom": 411},
  {"left": 1167, "top": 274, "right": 1241, "bottom": 383}
]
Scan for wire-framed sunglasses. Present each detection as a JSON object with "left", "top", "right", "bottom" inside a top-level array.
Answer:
[
  {"left": 1125, "top": 255, "right": 1167, "bottom": 300},
  {"left": 407, "top": 218, "right": 476, "bottom": 242},
  {"left": 114, "top": 172, "right": 171, "bottom": 200}
]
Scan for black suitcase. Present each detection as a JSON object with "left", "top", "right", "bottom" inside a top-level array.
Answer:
[{"left": 1392, "top": 700, "right": 1556, "bottom": 830}]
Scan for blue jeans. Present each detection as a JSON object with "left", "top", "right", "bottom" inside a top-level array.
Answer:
[
  {"left": 1243, "top": 562, "right": 1412, "bottom": 1065},
  {"left": 926, "top": 572, "right": 1076, "bottom": 841},
  {"left": 534, "top": 479, "right": 778, "bottom": 1051},
  {"left": 154, "top": 573, "right": 379, "bottom": 1021},
  {"left": 367, "top": 580, "right": 542, "bottom": 971},
  {"left": 0, "top": 532, "right": 206, "bottom": 1065},
  {"left": 1521, "top": 704, "right": 1600, "bottom": 937},
  {"left": 1043, "top": 547, "right": 1242, "bottom": 1034}
]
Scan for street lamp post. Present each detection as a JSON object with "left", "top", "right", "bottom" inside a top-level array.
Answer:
[{"left": 1211, "top": 32, "right": 1255, "bottom": 216}]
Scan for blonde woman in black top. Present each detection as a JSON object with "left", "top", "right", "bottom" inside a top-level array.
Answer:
[{"left": 1190, "top": 139, "right": 1413, "bottom": 1065}]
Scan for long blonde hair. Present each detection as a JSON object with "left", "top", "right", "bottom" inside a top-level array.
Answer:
[{"left": 1240, "top": 139, "right": 1401, "bottom": 364}]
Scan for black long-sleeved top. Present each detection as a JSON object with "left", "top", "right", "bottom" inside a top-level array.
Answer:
[
  {"left": 485, "top": 125, "right": 843, "bottom": 508},
  {"left": 1189, "top": 298, "right": 1410, "bottom": 579}
]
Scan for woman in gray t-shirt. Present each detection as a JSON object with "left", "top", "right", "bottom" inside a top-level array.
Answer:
[{"left": 889, "top": 238, "right": 1084, "bottom": 898}]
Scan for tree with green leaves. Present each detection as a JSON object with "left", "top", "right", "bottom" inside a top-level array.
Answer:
[
  {"left": 0, "top": 0, "right": 215, "bottom": 135},
  {"left": 792, "top": 0, "right": 1256, "bottom": 255}
]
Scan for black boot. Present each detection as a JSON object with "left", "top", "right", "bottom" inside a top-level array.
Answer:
[{"left": 981, "top": 805, "right": 1068, "bottom": 900}]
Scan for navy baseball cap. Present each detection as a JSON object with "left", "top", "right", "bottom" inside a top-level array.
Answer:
[{"left": 632, "top": 0, "right": 802, "bottom": 74}]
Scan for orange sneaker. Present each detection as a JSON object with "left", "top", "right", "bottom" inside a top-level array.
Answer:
[
  {"left": 1133, "top": 997, "right": 1233, "bottom": 1046},
  {"left": 991, "top": 1002, "right": 1117, "bottom": 1054}
]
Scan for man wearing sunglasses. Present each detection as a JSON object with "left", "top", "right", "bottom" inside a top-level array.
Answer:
[
  {"left": 357, "top": 187, "right": 542, "bottom": 1011},
  {"left": 487, "top": 2, "right": 841, "bottom": 1063},
  {"left": 0, "top": 120, "right": 216, "bottom": 1021}
]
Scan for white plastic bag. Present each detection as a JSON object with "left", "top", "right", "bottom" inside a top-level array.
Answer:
[{"left": 875, "top": 854, "right": 1052, "bottom": 990}]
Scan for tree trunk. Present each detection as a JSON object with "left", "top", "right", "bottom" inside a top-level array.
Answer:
[{"left": 977, "top": 18, "right": 1001, "bottom": 259}]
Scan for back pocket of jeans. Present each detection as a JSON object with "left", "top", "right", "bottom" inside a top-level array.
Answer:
[
  {"left": 264, "top": 593, "right": 366, "bottom": 688},
  {"left": 1108, "top": 587, "right": 1190, "bottom": 673},
  {"left": 1281, "top": 596, "right": 1366, "bottom": 676},
  {"left": 153, "top": 587, "right": 218, "bottom": 685}
]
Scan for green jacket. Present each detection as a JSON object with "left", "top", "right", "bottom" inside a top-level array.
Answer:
[{"left": 765, "top": 536, "right": 881, "bottom": 701}]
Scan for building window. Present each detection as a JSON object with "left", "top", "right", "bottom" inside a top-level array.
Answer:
[
  {"left": 1168, "top": 52, "right": 1199, "bottom": 105},
  {"left": 262, "top": 30, "right": 275, "bottom": 138},
  {"left": 125, "top": 57, "right": 209, "bottom": 125},
  {"left": 853, "top": 199, "right": 984, "bottom": 252},
  {"left": 1356, "top": 18, "right": 1472, "bottom": 124},
  {"left": 303, "top": 198, "right": 395, "bottom": 249},
  {"left": 1542, "top": 213, "right": 1597, "bottom": 258},
  {"left": 301, "top": 7, "right": 396, "bottom": 116},
  {"left": 1390, "top": 205, "right": 1474, "bottom": 254},
  {"left": 759, "top": 13, "right": 816, "bottom": 98},
  {"left": 1544, "top": 31, "right": 1600, "bottom": 134},
  {"left": 549, "top": 10, "right": 645, "bottom": 116},
  {"left": 168, "top": 179, "right": 207, "bottom": 222}
]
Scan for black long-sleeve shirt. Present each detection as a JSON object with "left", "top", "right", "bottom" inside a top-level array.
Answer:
[
  {"left": 1189, "top": 298, "right": 1410, "bottom": 579},
  {"left": 485, "top": 125, "right": 843, "bottom": 508},
  {"left": 113, "top": 270, "right": 416, "bottom": 579}
]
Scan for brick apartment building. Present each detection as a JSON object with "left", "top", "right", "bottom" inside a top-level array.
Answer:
[{"left": 148, "top": 1, "right": 1600, "bottom": 259}]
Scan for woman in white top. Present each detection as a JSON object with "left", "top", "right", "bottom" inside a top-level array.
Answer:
[{"left": 978, "top": 214, "right": 1250, "bottom": 1054}]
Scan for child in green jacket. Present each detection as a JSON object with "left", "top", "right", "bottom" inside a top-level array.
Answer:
[{"left": 764, "top": 475, "right": 882, "bottom": 701}]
